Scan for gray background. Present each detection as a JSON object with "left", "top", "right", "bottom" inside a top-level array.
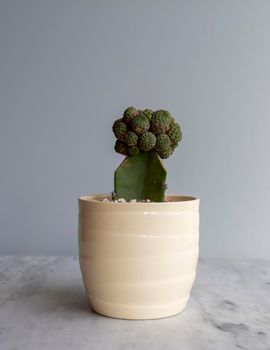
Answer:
[{"left": 1, "top": 0, "right": 269, "bottom": 258}]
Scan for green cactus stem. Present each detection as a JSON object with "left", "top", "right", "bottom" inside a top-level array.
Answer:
[{"left": 114, "top": 150, "right": 167, "bottom": 202}]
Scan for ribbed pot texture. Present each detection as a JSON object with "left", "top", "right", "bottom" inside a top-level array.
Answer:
[{"left": 78, "top": 194, "right": 199, "bottom": 320}]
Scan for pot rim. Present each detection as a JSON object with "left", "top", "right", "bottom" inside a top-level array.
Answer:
[{"left": 78, "top": 194, "right": 199, "bottom": 205}]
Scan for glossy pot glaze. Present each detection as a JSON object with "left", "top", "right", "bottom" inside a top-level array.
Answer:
[{"left": 78, "top": 194, "right": 199, "bottom": 320}]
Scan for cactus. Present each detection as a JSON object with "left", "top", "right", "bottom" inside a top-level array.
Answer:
[
  {"left": 114, "top": 140, "right": 127, "bottom": 155},
  {"left": 139, "top": 132, "right": 156, "bottom": 151},
  {"left": 167, "top": 121, "right": 182, "bottom": 144},
  {"left": 171, "top": 143, "right": 179, "bottom": 152},
  {"left": 124, "top": 130, "right": 138, "bottom": 146},
  {"left": 154, "top": 134, "right": 171, "bottom": 152},
  {"left": 112, "top": 107, "right": 182, "bottom": 201},
  {"left": 143, "top": 108, "right": 154, "bottom": 121},
  {"left": 157, "top": 145, "right": 172, "bottom": 159},
  {"left": 131, "top": 113, "right": 150, "bottom": 135},
  {"left": 112, "top": 119, "right": 127, "bottom": 141},
  {"left": 123, "top": 106, "right": 138, "bottom": 124},
  {"left": 150, "top": 110, "right": 171, "bottom": 134},
  {"left": 127, "top": 146, "right": 140, "bottom": 156}
]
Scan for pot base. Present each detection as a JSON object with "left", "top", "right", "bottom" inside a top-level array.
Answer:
[{"left": 89, "top": 295, "right": 189, "bottom": 320}]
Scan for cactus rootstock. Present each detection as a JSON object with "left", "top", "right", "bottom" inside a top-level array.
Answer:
[{"left": 112, "top": 106, "right": 182, "bottom": 159}]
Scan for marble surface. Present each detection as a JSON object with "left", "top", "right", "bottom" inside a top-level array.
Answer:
[{"left": 0, "top": 256, "right": 269, "bottom": 350}]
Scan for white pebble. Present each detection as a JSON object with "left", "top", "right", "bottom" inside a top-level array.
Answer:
[
  {"left": 146, "top": 199, "right": 150, "bottom": 203},
  {"left": 129, "top": 199, "right": 137, "bottom": 203},
  {"left": 102, "top": 198, "right": 110, "bottom": 202},
  {"left": 118, "top": 198, "right": 126, "bottom": 203}
]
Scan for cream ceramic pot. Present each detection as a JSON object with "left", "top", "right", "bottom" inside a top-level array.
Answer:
[{"left": 78, "top": 194, "right": 199, "bottom": 320}]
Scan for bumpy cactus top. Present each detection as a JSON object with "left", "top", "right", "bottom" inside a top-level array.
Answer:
[{"left": 113, "top": 106, "right": 182, "bottom": 159}]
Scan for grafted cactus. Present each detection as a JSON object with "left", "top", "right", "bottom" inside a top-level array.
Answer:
[{"left": 112, "top": 106, "right": 182, "bottom": 202}]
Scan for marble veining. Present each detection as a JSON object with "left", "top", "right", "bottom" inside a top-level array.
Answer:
[{"left": 0, "top": 256, "right": 269, "bottom": 350}]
